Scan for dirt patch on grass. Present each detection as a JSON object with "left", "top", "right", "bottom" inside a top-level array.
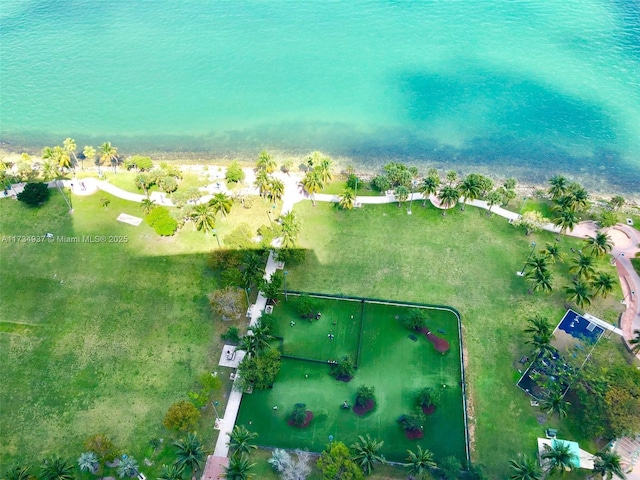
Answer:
[
  {"left": 404, "top": 429, "right": 424, "bottom": 440},
  {"left": 353, "top": 399, "right": 375, "bottom": 416},
  {"left": 421, "top": 404, "right": 436, "bottom": 415}
]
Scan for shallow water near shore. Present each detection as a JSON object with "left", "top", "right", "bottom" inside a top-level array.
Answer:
[{"left": 1, "top": 1, "right": 639, "bottom": 192}]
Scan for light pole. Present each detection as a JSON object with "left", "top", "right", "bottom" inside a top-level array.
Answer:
[
  {"left": 622, "top": 290, "right": 635, "bottom": 304},
  {"left": 284, "top": 271, "right": 288, "bottom": 301},
  {"left": 518, "top": 242, "right": 537, "bottom": 276},
  {"left": 212, "top": 401, "right": 221, "bottom": 421},
  {"left": 612, "top": 252, "right": 624, "bottom": 265},
  {"left": 408, "top": 180, "right": 415, "bottom": 215},
  {"left": 55, "top": 180, "right": 73, "bottom": 213},
  {"left": 267, "top": 208, "right": 274, "bottom": 225},
  {"left": 245, "top": 287, "right": 250, "bottom": 307},
  {"left": 212, "top": 229, "right": 221, "bottom": 247},
  {"left": 328, "top": 435, "right": 334, "bottom": 447}
]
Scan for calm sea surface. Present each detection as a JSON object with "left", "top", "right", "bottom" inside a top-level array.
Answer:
[{"left": 1, "top": 1, "right": 639, "bottom": 191}]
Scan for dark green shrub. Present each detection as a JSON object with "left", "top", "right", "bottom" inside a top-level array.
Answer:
[
  {"left": 17, "top": 182, "right": 50, "bottom": 206},
  {"left": 220, "top": 326, "right": 241, "bottom": 344},
  {"left": 145, "top": 206, "right": 177, "bottom": 236},
  {"left": 225, "top": 161, "right": 245, "bottom": 183},
  {"left": 289, "top": 403, "right": 307, "bottom": 427},
  {"left": 356, "top": 385, "right": 375, "bottom": 406}
]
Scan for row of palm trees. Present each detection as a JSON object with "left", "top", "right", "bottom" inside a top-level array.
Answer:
[
  {"left": 254, "top": 151, "right": 286, "bottom": 204},
  {"left": 548, "top": 176, "right": 591, "bottom": 236},
  {"left": 299, "top": 152, "right": 333, "bottom": 205},
  {"left": 41, "top": 139, "right": 119, "bottom": 177}
]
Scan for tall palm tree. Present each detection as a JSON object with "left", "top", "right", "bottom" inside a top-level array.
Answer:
[
  {"left": 585, "top": 231, "right": 613, "bottom": 257},
  {"left": 226, "top": 425, "right": 258, "bottom": 457},
  {"left": 158, "top": 464, "right": 184, "bottom": 480},
  {"left": 42, "top": 160, "right": 61, "bottom": 181},
  {"left": 351, "top": 435, "right": 386, "bottom": 475},
  {"left": 565, "top": 280, "right": 593, "bottom": 309},
  {"left": 39, "top": 457, "right": 74, "bottom": 480},
  {"left": 174, "top": 432, "right": 206, "bottom": 477},
  {"left": 82, "top": 145, "right": 96, "bottom": 171},
  {"left": 540, "top": 390, "right": 570, "bottom": 419},
  {"left": 280, "top": 211, "right": 301, "bottom": 248},
  {"left": 248, "top": 320, "right": 274, "bottom": 353},
  {"left": 591, "top": 272, "right": 615, "bottom": 298},
  {"left": 339, "top": 188, "right": 356, "bottom": 210},
  {"left": 629, "top": 329, "right": 640, "bottom": 354},
  {"left": 570, "top": 253, "right": 596, "bottom": 280},
  {"left": 592, "top": 448, "right": 626, "bottom": 480},
  {"left": 221, "top": 454, "right": 255, "bottom": 480},
  {"left": 100, "top": 142, "right": 119, "bottom": 173},
  {"left": 508, "top": 455, "right": 542, "bottom": 480},
  {"left": 524, "top": 315, "right": 553, "bottom": 339},
  {"left": 254, "top": 170, "right": 270, "bottom": 198},
  {"left": 140, "top": 198, "right": 156, "bottom": 215},
  {"left": 403, "top": 446, "right": 437, "bottom": 479},
  {"left": 394, "top": 185, "right": 409, "bottom": 207},
  {"left": 256, "top": 151, "right": 276, "bottom": 173},
  {"left": 553, "top": 209, "right": 579, "bottom": 237},
  {"left": 541, "top": 441, "right": 577, "bottom": 476},
  {"left": 301, "top": 170, "right": 323, "bottom": 205},
  {"left": 458, "top": 175, "right": 482, "bottom": 211},
  {"left": 526, "top": 254, "right": 550, "bottom": 278},
  {"left": 420, "top": 176, "right": 440, "bottom": 206},
  {"left": 564, "top": 183, "right": 590, "bottom": 212},
  {"left": 316, "top": 157, "right": 333, "bottom": 184},
  {"left": 437, "top": 186, "right": 460, "bottom": 215},
  {"left": 63, "top": 138, "right": 78, "bottom": 170},
  {"left": 239, "top": 334, "right": 258, "bottom": 357},
  {"left": 527, "top": 335, "right": 558, "bottom": 360},
  {"left": 267, "top": 178, "right": 285, "bottom": 204},
  {"left": 548, "top": 175, "right": 569, "bottom": 201},
  {"left": 486, "top": 190, "right": 503, "bottom": 216},
  {"left": 542, "top": 243, "right": 564, "bottom": 264},
  {"left": 445, "top": 170, "right": 458, "bottom": 186},
  {"left": 5, "top": 465, "right": 32, "bottom": 480},
  {"left": 77, "top": 451, "right": 99, "bottom": 474},
  {"left": 190, "top": 204, "right": 216, "bottom": 235},
  {"left": 527, "top": 268, "right": 554, "bottom": 293},
  {"left": 210, "top": 193, "right": 233, "bottom": 217}
]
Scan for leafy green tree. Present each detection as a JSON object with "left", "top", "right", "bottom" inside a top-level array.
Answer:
[
  {"left": 609, "top": 195, "right": 625, "bottom": 210},
  {"left": 592, "top": 448, "right": 626, "bottom": 480},
  {"left": 259, "top": 274, "right": 282, "bottom": 303},
  {"left": 570, "top": 253, "right": 596, "bottom": 280},
  {"left": 39, "top": 458, "right": 74, "bottom": 480},
  {"left": 445, "top": 170, "right": 458, "bottom": 185},
  {"left": 158, "top": 464, "right": 184, "bottom": 480},
  {"left": 598, "top": 210, "right": 618, "bottom": 228},
  {"left": 504, "top": 177, "right": 517, "bottom": 190},
  {"left": 267, "top": 178, "right": 285, "bottom": 204},
  {"left": 157, "top": 175, "right": 178, "bottom": 193},
  {"left": 190, "top": 204, "right": 216, "bottom": 234},
  {"left": 384, "top": 162, "right": 413, "bottom": 187},
  {"left": 339, "top": 188, "right": 356, "bottom": 210},
  {"left": 227, "top": 426, "right": 258, "bottom": 457},
  {"left": 134, "top": 172, "right": 155, "bottom": 194},
  {"left": 4, "top": 465, "right": 32, "bottom": 480},
  {"left": 174, "top": 432, "right": 206, "bottom": 477},
  {"left": 82, "top": 145, "right": 96, "bottom": 171},
  {"left": 562, "top": 183, "right": 590, "bottom": 212},
  {"left": 403, "top": 446, "right": 436, "bottom": 480},
  {"left": 17, "top": 182, "right": 50, "bottom": 206},
  {"left": 100, "top": 142, "right": 119, "bottom": 173},
  {"left": 437, "top": 186, "right": 460, "bottom": 214},
  {"left": 163, "top": 400, "right": 200, "bottom": 432},
  {"left": 301, "top": 170, "right": 323, "bottom": 205},
  {"left": 355, "top": 385, "right": 376, "bottom": 407},
  {"left": 394, "top": 185, "right": 409, "bottom": 207},
  {"left": 236, "top": 348, "right": 281, "bottom": 390},
  {"left": 370, "top": 175, "right": 391, "bottom": 192},
  {"left": 350, "top": 435, "right": 385, "bottom": 475},
  {"left": 415, "top": 387, "right": 439, "bottom": 408},
  {"left": 226, "top": 161, "right": 245, "bottom": 183},
  {"left": 403, "top": 308, "right": 428, "bottom": 331},
  {"left": 420, "top": 176, "right": 440, "bottom": 206},
  {"left": 77, "top": 452, "right": 99, "bottom": 474},
  {"left": 514, "top": 210, "right": 549, "bottom": 235},
  {"left": 289, "top": 403, "right": 308, "bottom": 427},
  {"left": 541, "top": 389, "right": 570, "bottom": 419},
  {"left": 294, "top": 294, "right": 318, "bottom": 317},
  {"left": 222, "top": 454, "right": 255, "bottom": 480},
  {"left": 585, "top": 231, "right": 613, "bottom": 257},
  {"left": 256, "top": 150, "right": 276, "bottom": 173},
  {"left": 541, "top": 441, "right": 577, "bottom": 476},
  {"left": 508, "top": 455, "right": 542, "bottom": 480},
  {"left": 116, "top": 456, "right": 138, "bottom": 478},
  {"left": 591, "top": 272, "right": 615, "bottom": 298},
  {"left": 548, "top": 175, "right": 569, "bottom": 201},
  {"left": 458, "top": 174, "right": 482, "bottom": 210},
  {"left": 317, "top": 442, "right": 364, "bottom": 480},
  {"left": 210, "top": 193, "right": 233, "bottom": 217},
  {"left": 146, "top": 206, "right": 178, "bottom": 236}
]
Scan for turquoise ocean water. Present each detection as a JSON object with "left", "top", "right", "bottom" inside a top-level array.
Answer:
[{"left": 1, "top": 1, "right": 639, "bottom": 191}]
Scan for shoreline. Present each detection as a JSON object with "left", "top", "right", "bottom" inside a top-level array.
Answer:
[{"left": 2, "top": 145, "right": 639, "bottom": 204}]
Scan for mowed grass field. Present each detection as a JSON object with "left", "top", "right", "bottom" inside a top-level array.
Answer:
[
  {"left": 0, "top": 191, "right": 273, "bottom": 469},
  {"left": 238, "top": 299, "right": 464, "bottom": 462},
  {"left": 284, "top": 200, "right": 623, "bottom": 476}
]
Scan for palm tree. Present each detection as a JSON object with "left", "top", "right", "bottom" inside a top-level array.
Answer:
[
  {"left": 256, "top": 150, "right": 276, "bottom": 173},
  {"left": 524, "top": 315, "right": 553, "bottom": 340},
  {"left": 301, "top": 170, "right": 323, "bottom": 205},
  {"left": 116, "top": 456, "right": 138, "bottom": 479},
  {"left": 565, "top": 280, "right": 593, "bottom": 309},
  {"left": 42, "top": 160, "right": 61, "bottom": 181},
  {"left": 280, "top": 211, "right": 301, "bottom": 248},
  {"left": 508, "top": 455, "right": 542, "bottom": 480},
  {"left": 548, "top": 175, "right": 569, "bottom": 201},
  {"left": 541, "top": 441, "right": 577, "bottom": 476},
  {"left": 82, "top": 145, "right": 96, "bottom": 171},
  {"left": 526, "top": 254, "right": 550, "bottom": 278},
  {"left": 564, "top": 183, "right": 590, "bottom": 212},
  {"left": 54, "top": 146, "right": 72, "bottom": 172},
  {"left": 541, "top": 389, "right": 570, "bottom": 419},
  {"left": 267, "top": 178, "right": 285, "bottom": 203},
  {"left": 63, "top": 138, "right": 78, "bottom": 170},
  {"left": 210, "top": 193, "right": 233, "bottom": 217},
  {"left": 248, "top": 320, "right": 273, "bottom": 353},
  {"left": 542, "top": 243, "right": 564, "bottom": 264},
  {"left": 254, "top": 169, "right": 270, "bottom": 198},
  {"left": 629, "top": 329, "right": 640, "bottom": 354},
  {"left": 5, "top": 465, "right": 32, "bottom": 480},
  {"left": 100, "top": 142, "right": 119, "bottom": 173},
  {"left": 339, "top": 188, "right": 356, "bottom": 210},
  {"left": 174, "top": 432, "right": 206, "bottom": 477},
  {"left": 585, "top": 231, "right": 613, "bottom": 257},
  {"left": 221, "top": 454, "right": 255, "bottom": 480},
  {"left": 458, "top": 175, "right": 482, "bottom": 211},
  {"left": 190, "top": 204, "right": 216, "bottom": 235},
  {"left": 527, "top": 268, "right": 554, "bottom": 293},
  {"left": 420, "top": 176, "right": 440, "bottom": 206},
  {"left": 570, "top": 253, "right": 596, "bottom": 280},
  {"left": 39, "top": 457, "right": 74, "bottom": 480},
  {"left": 77, "top": 452, "right": 99, "bottom": 474},
  {"left": 394, "top": 185, "right": 409, "bottom": 207},
  {"left": 316, "top": 157, "right": 333, "bottom": 184},
  {"left": 445, "top": 170, "right": 458, "bottom": 186},
  {"left": 591, "top": 272, "right": 615, "bottom": 298},
  {"left": 527, "top": 335, "right": 558, "bottom": 360},
  {"left": 553, "top": 209, "right": 579, "bottom": 237},
  {"left": 158, "top": 464, "right": 184, "bottom": 480},
  {"left": 351, "top": 434, "right": 386, "bottom": 475},
  {"left": 239, "top": 334, "right": 258, "bottom": 357},
  {"left": 486, "top": 190, "right": 503, "bottom": 216},
  {"left": 140, "top": 197, "right": 156, "bottom": 215},
  {"left": 227, "top": 425, "right": 258, "bottom": 457},
  {"left": 592, "top": 448, "right": 626, "bottom": 480},
  {"left": 403, "top": 446, "right": 437, "bottom": 479},
  {"left": 437, "top": 186, "right": 460, "bottom": 215}
]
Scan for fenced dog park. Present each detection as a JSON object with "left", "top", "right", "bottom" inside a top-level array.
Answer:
[{"left": 236, "top": 292, "right": 469, "bottom": 463}]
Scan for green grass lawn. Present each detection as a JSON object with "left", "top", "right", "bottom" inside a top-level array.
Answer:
[
  {"left": 239, "top": 299, "right": 465, "bottom": 463},
  {"left": 320, "top": 179, "right": 381, "bottom": 196},
  {"left": 283, "top": 200, "right": 624, "bottom": 477}
]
